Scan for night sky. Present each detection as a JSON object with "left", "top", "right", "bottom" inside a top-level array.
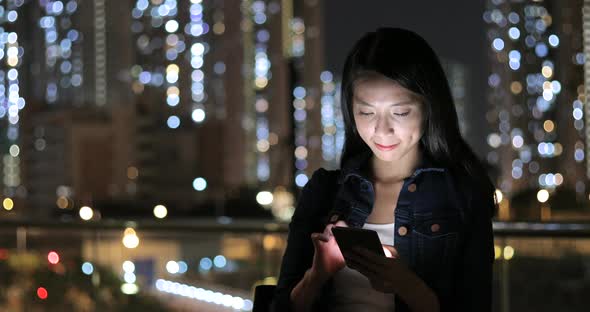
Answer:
[{"left": 323, "top": 0, "right": 489, "bottom": 156}]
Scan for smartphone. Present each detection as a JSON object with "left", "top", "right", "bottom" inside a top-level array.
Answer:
[{"left": 331, "top": 226, "right": 385, "bottom": 258}]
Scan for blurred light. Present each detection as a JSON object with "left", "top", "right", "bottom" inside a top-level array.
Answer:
[
  {"left": 213, "top": 255, "right": 226, "bottom": 268},
  {"left": 165, "top": 20, "right": 179, "bottom": 33},
  {"left": 510, "top": 81, "right": 522, "bottom": 94},
  {"left": 153, "top": 205, "right": 168, "bottom": 219},
  {"left": 543, "top": 120, "right": 555, "bottom": 132},
  {"left": 320, "top": 71, "right": 333, "bottom": 83},
  {"left": 127, "top": 166, "right": 139, "bottom": 179},
  {"left": 193, "top": 177, "right": 207, "bottom": 191},
  {"left": 178, "top": 261, "right": 188, "bottom": 274},
  {"left": 295, "top": 174, "right": 308, "bottom": 187},
  {"left": 294, "top": 146, "right": 308, "bottom": 159},
  {"left": 537, "top": 189, "right": 549, "bottom": 203},
  {"left": 124, "top": 272, "right": 136, "bottom": 283},
  {"left": 542, "top": 66, "right": 553, "bottom": 78},
  {"left": 56, "top": 196, "right": 69, "bottom": 209},
  {"left": 192, "top": 108, "right": 206, "bottom": 123},
  {"left": 79, "top": 206, "right": 93, "bottom": 220},
  {"left": 492, "top": 38, "right": 504, "bottom": 51},
  {"left": 256, "top": 191, "right": 273, "bottom": 206},
  {"left": 123, "top": 261, "right": 135, "bottom": 273},
  {"left": 9, "top": 145, "right": 19, "bottom": 157},
  {"left": 37, "top": 287, "right": 48, "bottom": 300},
  {"left": 535, "top": 43, "right": 548, "bottom": 57},
  {"left": 573, "top": 108, "right": 583, "bottom": 120},
  {"left": 548, "top": 34, "right": 559, "bottom": 47},
  {"left": 503, "top": 246, "right": 515, "bottom": 260},
  {"left": 82, "top": 262, "right": 94, "bottom": 275},
  {"left": 122, "top": 228, "right": 140, "bottom": 249},
  {"left": 167, "top": 116, "right": 180, "bottom": 129},
  {"left": 167, "top": 261, "right": 180, "bottom": 274},
  {"left": 3, "top": 198, "right": 14, "bottom": 211},
  {"left": 494, "top": 245, "right": 502, "bottom": 260},
  {"left": 293, "top": 86, "right": 306, "bottom": 99},
  {"left": 48, "top": 251, "right": 59, "bottom": 264},
  {"left": 487, "top": 133, "right": 502, "bottom": 148},
  {"left": 155, "top": 279, "right": 253, "bottom": 311},
  {"left": 121, "top": 283, "right": 139, "bottom": 295},
  {"left": 495, "top": 189, "right": 503, "bottom": 204},
  {"left": 508, "top": 27, "right": 520, "bottom": 40},
  {"left": 199, "top": 257, "right": 213, "bottom": 271},
  {"left": 512, "top": 135, "right": 523, "bottom": 148}
]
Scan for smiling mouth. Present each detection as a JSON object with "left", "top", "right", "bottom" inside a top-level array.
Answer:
[{"left": 375, "top": 143, "right": 399, "bottom": 150}]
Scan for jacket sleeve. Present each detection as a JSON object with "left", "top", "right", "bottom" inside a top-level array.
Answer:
[
  {"left": 452, "top": 187, "right": 495, "bottom": 312},
  {"left": 271, "top": 168, "right": 329, "bottom": 312}
]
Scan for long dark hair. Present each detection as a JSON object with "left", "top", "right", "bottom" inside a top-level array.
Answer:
[{"left": 340, "top": 27, "right": 495, "bottom": 197}]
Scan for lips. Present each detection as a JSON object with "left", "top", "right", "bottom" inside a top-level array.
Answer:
[{"left": 375, "top": 143, "right": 399, "bottom": 151}]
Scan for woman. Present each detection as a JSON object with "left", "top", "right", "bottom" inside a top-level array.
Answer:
[{"left": 271, "top": 27, "right": 496, "bottom": 312}]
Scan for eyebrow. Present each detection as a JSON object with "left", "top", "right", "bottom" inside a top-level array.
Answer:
[{"left": 353, "top": 96, "right": 416, "bottom": 107}]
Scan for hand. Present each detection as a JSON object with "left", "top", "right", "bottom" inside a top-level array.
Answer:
[
  {"left": 343, "top": 246, "right": 408, "bottom": 293},
  {"left": 309, "top": 220, "right": 348, "bottom": 282}
]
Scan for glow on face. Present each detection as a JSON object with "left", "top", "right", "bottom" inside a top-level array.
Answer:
[{"left": 352, "top": 76, "right": 424, "bottom": 163}]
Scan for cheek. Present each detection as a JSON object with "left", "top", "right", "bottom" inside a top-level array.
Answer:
[{"left": 399, "top": 120, "right": 423, "bottom": 142}]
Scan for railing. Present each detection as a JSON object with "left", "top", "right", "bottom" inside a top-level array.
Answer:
[{"left": 1, "top": 218, "right": 589, "bottom": 311}]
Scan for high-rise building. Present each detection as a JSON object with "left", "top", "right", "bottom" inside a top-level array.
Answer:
[
  {"left": 1, "top": 0, "right": 328, "bottom": 220},
  {"left": 484, "top": 0, "right": 586, "bottom": 219}
]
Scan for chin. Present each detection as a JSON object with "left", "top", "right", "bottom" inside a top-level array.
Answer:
[{"left": 372, "top": 149, "right": 402, "bottom": 162}]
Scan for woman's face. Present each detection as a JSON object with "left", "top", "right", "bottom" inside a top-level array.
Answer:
[{"left": 352, "top": 76, "right": 424, "bottom": 163}]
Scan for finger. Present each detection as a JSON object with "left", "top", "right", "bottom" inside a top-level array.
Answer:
[
  {"left": 343, "top": 252, "right": 382, "bottom": 277},
  {"left": 334, "top": 220, "right": 348, "bottom": 227},
  {"left": 383, "top": 245, "right": 399, "bottom": 258},
  {"left": 345, "top": 258, "right": 391, "bottom": 293},
  {"left": 347, "top": 261, "right": 392, "bottom": 293},
  {"left": 311, "top": 232, "right": 330, "bottom": 243},
  {"left": 382, "top": 246, "right": 393, "bottom": 258}
]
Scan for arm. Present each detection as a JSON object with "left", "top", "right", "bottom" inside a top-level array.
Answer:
[
  {"left": 289, "top": 268, "right": 328, "bottom": 312},
  {"left": 453, "top": 188, "right": 495, "bottom": 312},
  {"left": 271, "top": 169, "right": 330, "bottom": 312}
]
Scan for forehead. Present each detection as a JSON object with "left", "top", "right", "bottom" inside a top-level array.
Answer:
[{"left": 352, "top": 76, "right": 420, "bottom": 105}]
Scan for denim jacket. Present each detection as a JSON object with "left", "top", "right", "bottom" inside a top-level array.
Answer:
[{"left": 272, "top": 150, "right": 495, "bottom": 312}]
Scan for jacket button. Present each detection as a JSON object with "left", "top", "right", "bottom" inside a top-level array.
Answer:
[
  {"left": 431, "top": 223, "right": 440, "bottom": 233},
  {"left": 398, "top": 226, "right": 408, "bottom": 236},
  {"left": 408, "top": 183, "right": 417, "bottom": 192}
]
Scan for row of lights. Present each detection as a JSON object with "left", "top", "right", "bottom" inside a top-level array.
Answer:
[
  {"left": 496, "top": 187, "right": 553, "bottom": 204},
  {"left": 165, "top": 255, "right": 229, "bottom": 274},
  {"left": 251, "top": 0, "right": 272, "bottom": 182},
  {"left": 39, "top": 0, "right": 83, "bottom": 104},
  {"left": 1, "top": 0, "right": 25, "bottom": 197},
  {"left": 155, "top": 279, "right": 253, "bottom": 311},
  {"left": 319, "top": 71, "right": 344, "bottom": 167}
]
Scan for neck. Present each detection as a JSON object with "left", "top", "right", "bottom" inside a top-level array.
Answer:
[{"left": 370, "top": 147, "right": 422, "bottom": 184}]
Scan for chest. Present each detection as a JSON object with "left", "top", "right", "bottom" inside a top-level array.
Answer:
[{"left": 366, "top": 181, "right": 404, "bottom": 223}]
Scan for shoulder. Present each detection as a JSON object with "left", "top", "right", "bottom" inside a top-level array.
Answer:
[
  {"left": 291, "top": 168, "right": 340, "bottom": 226},
  {"left": 448, "top": 169, "right": 495, "bottom": 221},
  {"left": 305, "top": 168, "right": 340, "bottom": 191}
]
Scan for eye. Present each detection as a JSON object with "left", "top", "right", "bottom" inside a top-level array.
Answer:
[
  {"left": 358, "top": 111, "right": 373, "bottom": 116},
  {"left": 394, "top": 111, "right": 410, "bottom": 117}
]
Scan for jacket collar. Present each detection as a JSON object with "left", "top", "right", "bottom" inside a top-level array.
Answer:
[{"left": 337, "top": 148, "right": 445, "bottom": 184}]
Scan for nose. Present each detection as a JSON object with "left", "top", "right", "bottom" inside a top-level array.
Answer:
[{"left": 374, "top": 116, "right": 394, "bottom": 135}]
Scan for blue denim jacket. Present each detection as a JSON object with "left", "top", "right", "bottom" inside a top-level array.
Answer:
[{"left": 272, "top": 150, "right": 495, "bottom": 312}]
